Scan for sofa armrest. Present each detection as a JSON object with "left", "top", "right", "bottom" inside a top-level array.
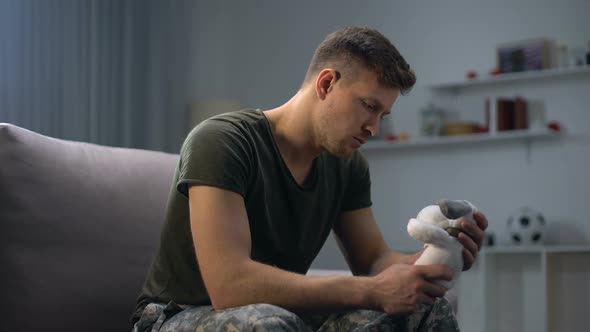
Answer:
[{"left": 0, "top": 123, "right": 179, "bottom": 332}]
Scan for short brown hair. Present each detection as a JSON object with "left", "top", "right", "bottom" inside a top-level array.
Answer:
[{"left": 303, "top": 26, "right": 416, "bottom": 95}]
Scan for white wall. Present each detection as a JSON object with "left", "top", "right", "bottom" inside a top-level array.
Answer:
[{"left": 190, "top": 0, "right": 590, "bottom": 268}]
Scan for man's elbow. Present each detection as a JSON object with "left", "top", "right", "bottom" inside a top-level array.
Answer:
[
  {"left": 207, "top": 281, "right": 238, "bottom": 310},
  {"left": 210, "top": 294, "right": 231, "bottom": 311},
  {"left": 205, "top": 266, "right": 251, "bottom": 310},
  {"left": 209, "top": 284, "right": 256, "bottom": 311}
]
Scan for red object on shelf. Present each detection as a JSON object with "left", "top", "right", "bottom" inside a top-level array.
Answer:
[
  {"left": 385, "top": 134, "right": 397, "bottom": 141},
  {"left": 478, "top": 126, "right": 489, "bottom": 133},
  {"left": 466, "top": 70, "right": 478, "bottom": 80},
  {"left": 547, "top": 121, "right": 561, "bottom": 132},
  {"left": 489, "top": 68, "right": 502, "bottom": 76}
]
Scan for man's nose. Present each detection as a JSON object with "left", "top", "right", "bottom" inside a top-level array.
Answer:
[{"left": 363, "top": 117, "right": 381, "bottom": 137}]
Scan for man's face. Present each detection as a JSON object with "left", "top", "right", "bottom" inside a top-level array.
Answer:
[{"left": 316, "top": 69, "right": 400, "bottom": 159}]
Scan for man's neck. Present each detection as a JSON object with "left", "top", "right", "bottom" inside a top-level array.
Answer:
[{"left": 263, "top": 90, "right": 323, "bottom": 185}]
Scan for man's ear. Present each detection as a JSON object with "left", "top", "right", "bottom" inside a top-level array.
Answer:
[{"left": 315, "top": 69, "right": 340, "bottom": 100}]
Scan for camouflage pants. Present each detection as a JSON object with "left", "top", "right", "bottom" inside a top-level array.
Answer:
[{"left": 133, "top": 297, "right": 458, "bottom": 332}]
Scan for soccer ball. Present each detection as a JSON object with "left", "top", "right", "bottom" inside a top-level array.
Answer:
[{"left": 506, "top": 207, "right": 546, "bottom": 245}]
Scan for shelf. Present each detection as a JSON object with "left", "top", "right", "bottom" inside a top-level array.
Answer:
[
  {"left": 429, "top": 65, "right": 590, "bottom": 90},
  {"left": 361, "top": 128, "right": 559, "bottom": 151},
  {"left": 483, "top": 245, "right": 590, "bottom": 254}
]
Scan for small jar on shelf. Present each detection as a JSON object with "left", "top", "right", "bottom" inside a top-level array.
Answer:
[{"left": 419, "top": 103, "right": 445, "bottom": 137}]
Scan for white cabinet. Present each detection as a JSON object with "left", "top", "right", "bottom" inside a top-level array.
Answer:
[{"left": 456, "top": 246, "right": 590, "bottom": 332}]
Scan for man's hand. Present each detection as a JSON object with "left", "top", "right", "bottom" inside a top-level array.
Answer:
[
  {"left": 458, "top": 210, "right": 489, "bottom": 271},
  {"left": 369, "top": 264, "right": 453, "bottom": 314}
]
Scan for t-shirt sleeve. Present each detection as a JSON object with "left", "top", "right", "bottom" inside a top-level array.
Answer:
[
  {"left": 176, "top": 119, "right": 252, "bottom": 198},
  {"left": 340, "top": 151, "right": 372, "bottom": 211}
]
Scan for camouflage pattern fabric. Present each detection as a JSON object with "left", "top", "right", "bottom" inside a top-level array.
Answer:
[{"left": 133, "top": 297, "right": 458, "bottom": 332}]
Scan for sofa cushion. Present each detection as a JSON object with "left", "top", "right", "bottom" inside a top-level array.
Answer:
[{"left": 0, "top": 124, "right": 179, "bottom": 332}]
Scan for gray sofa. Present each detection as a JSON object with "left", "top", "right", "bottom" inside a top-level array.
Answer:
[
  {"left": 0, "top": 123, "right": 179, "bottom": 332},
  {"left": 1, "top": 123, "right": 458, "bottom": 332}
]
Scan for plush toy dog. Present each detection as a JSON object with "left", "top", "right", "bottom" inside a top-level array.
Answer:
[{"left": 407, "top": 199, "right": 478, "bottom": 289}]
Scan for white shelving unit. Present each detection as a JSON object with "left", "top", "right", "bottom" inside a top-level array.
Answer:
[
  {"left": 362, "top": 128, "right": 559, "bottom": 151},
  {"left": 360, "top": 67, "right": 589, "bottom": 152},
  {"left": 421, "top": 66, "right": 589, "bottom": 332},
  {"left": 463, "top": 246, "right": 590, "bottom": 332},
  {"left": 430, "top": 65, "right": 590, "bottom": 90}
]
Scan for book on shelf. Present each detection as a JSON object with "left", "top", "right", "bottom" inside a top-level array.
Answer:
[
  {"left": 514, "top": 97, "right": 528, "bottom": 130},
  {"left": 495, "top": 96, "right": 528, "bottom": 131}
]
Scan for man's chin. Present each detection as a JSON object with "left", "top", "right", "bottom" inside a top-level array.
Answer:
[{"left": 327, "top": 146, "right": 355, "bottom": 160}]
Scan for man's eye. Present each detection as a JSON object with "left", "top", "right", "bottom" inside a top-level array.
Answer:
[{"left": 362, "top": 101, "right": 376, "bottom": 111}]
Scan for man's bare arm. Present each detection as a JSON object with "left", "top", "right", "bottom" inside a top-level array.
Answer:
[
  {"left": 189, "top": 185, "right": 373, "bottom": 312},
  {"left": 334, "top": 207, "right": 418, "bottom": 276},
  {"left": 190, "top": 186, "right": 451, "bottom": 313}
]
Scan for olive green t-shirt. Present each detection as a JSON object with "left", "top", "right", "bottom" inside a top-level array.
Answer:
[{"left": 133, "top": 109, "right": 372, "bottom": 322}]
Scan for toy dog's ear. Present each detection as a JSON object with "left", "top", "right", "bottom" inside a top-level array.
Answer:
[
  {"left": 408, "top": 218, "right": 454, "bottom": 246},
  {"left": 438, "top": 199, "right": 473, "bottom": 219}
]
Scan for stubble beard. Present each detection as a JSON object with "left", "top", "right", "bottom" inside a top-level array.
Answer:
[{"left": 317, "top": 112, "right": 354, "bottom": 160}]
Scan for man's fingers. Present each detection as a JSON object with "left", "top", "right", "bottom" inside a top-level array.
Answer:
[
  {"left": 458, "top": 231, "right": 479, "bottom": 255},
  {"left": 422, "top": 281, "right": 448, "bottom": 298},
  {"left": 462, "top": 248, "right": 475, "bottom": 271},
  {"left": 415, "top": 264, "right": 454, "bottom": 281},
  {"left": 473, "top": 210, "right": 489, "bottom": 231},
  {"left": 419, "top": 293, "right": 437, "bottom": 305},
  {"left": 463, "top": 218, "right": 485, "bottom": 237}
]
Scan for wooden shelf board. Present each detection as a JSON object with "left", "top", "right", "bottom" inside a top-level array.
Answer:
[
  {"left": 361, "top": 129, "right": 559, "bottom": 151},
  {"left": 483, "top": 245, "right": 590, "bottom": 254},
  {"left": 429, "top": 65, "right": 590, "bottom": 89}
]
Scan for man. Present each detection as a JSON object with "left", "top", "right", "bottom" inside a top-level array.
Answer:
[{"left": 132, "top": 26, "right": 488, "bottom": 331}]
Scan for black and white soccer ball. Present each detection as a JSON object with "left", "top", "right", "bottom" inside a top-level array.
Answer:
[{"left": 506, "top": 207, "right": 546, "bottom": 245}]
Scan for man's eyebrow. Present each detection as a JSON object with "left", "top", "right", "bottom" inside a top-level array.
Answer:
[{"left": 365, "top": 97, "right": 388, "bottom": 112}]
